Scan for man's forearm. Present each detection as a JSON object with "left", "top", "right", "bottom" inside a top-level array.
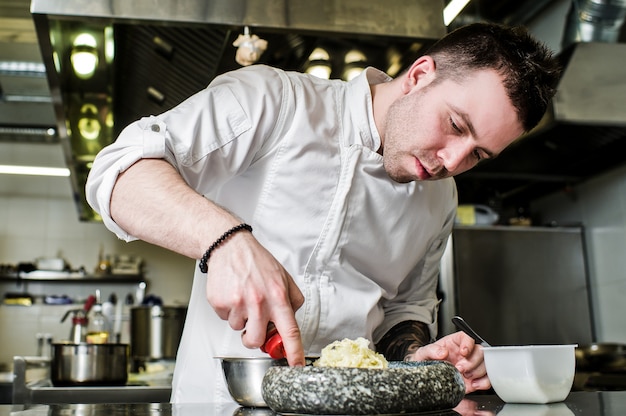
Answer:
[
  {"left": 375, "top": 320, "right": 431, "bottom": 361},
  {"left": 111, "top": 158, "right": 241, "bottom": 260}
]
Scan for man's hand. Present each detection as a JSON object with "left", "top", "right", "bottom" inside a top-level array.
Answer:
[
  {"left": 407, "top": 331, "right": 490, "bottom": 393},
  {"left": 205, "top": 230, "right": 306, "bottom": 367}
]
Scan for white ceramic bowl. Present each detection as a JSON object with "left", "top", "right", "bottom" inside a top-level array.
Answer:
[{"left": 483, "top": 345, "right": 577, "bottom": 404}]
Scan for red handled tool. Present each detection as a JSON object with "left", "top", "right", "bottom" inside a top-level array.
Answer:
[{"left": 261, "top": 324, "right": 285, "bottom": 359}]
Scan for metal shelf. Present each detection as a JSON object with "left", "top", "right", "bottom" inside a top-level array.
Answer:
[{"left": 0, "top": 271, "right": 144, "bottom": 283}]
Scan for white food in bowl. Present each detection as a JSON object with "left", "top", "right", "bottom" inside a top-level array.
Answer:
[
  {"left": 313, "top": 337, "right": 388, "bottom": 368},
  {"left": 483, "top": 344, "right": 577, "bottom": 404}
]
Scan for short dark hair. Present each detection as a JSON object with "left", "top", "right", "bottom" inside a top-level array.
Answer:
[{"left": 425, "top": 22, "right": 562, "bottom": 132}]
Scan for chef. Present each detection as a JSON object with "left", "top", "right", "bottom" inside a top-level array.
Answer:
[{"left": 85, "top": 22, "right": 560, "bottom": 403}]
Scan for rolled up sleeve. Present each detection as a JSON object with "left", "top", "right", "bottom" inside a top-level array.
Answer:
[
  {"left": 86, "top": 65, "right": 283, "bottom": 241},
  {"left": 85, "top": 116, "right": 169, "bottom": 241}
]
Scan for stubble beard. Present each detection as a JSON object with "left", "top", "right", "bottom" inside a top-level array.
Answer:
[
  {"left": 383, "top": 154, "right": 414, "bottom": 183},
  {"left": 381, "top": 94, "right": 420, "bottom": 184}
]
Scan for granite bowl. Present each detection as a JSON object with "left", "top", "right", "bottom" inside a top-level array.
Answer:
[
  {"left": 261, "top": 361, "right": 465, "bottom": 415},
  {"left": 483, "top": 345, "right": 577, "bottom": 404}
]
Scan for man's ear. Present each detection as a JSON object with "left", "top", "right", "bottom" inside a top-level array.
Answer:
[{"left": 401, "top": 56, "right": 436, "bottom": 94}]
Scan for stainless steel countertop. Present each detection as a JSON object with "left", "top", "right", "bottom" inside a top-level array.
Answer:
[{"left": 1, "top": 392, "right": 626, "bottom": 416}]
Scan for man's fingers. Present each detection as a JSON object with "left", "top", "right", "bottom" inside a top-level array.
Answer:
[
  {"left": 228, "top": 314, "right": 247, "bottom": 331},
  {"left": 466, "top": 374, "right": 491, "bottom": 393},
  {"left": 240, "top": 316, "right": 267, "bottom": 349},
  {"left": 281, "top": 324, "right": 305, "bottom": 367},
  {"left": 288, "top": 279, "right": 305, "bottom": 311},
  {"left": 271, "top": 304, "right": 305, "bottom": 366},
  {"left": 411, "top": 343, "right": 449, "bottom": 361}
]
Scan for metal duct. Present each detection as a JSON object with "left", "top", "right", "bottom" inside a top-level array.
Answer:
[
  {"left": 31, "top": 0, "right": 445, "bottom": 221},
  {"left": 455, "top": 1, "right": 626, "bottom": 210},
  {"left": 562, "top": 0, "right": 626, "bottom": 48},
  {"left": 31, "top": 0, "right": 445, "bottom": 45}
]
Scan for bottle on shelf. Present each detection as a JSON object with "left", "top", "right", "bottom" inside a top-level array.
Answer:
[
  {"left": 96, "top": 245, "right": 111, "bottom": 275},
  {"left": 86, "top": 290, "right": 111, "bottom": 344},
  {"left": 60, "top": 294, "right": 96, "bottom": 343}
]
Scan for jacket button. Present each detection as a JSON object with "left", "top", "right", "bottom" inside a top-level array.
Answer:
[{"left": 151, "top": 124, "right": 160, "bottom": 132}]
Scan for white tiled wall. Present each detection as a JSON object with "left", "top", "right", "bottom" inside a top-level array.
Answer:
[
  {"left": 0, "top": 143, "right": 194, "bottom": 368},
  {"left": 532, "top": 163, "right": 626, "bottom": 343},
  {"left": 0, "top": 303, "right": 135, "bottom": 365}
]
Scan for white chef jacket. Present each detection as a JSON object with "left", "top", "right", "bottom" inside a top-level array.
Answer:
[{"left": 85, "top": 65, "right": 457, "bottom": 404}]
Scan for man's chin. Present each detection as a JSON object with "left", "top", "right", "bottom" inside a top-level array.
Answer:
[{"left": 385, "top": 170, "right": 416, "bottom": 184}]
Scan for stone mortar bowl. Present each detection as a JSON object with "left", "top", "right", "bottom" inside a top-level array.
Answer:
[{"left": 261, "top": 360, "right": 465, "bottom": 415}]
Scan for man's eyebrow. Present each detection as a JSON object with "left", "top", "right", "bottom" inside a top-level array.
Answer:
[{"left": 452, "top": 105, "right": 497, "bottom": 159}]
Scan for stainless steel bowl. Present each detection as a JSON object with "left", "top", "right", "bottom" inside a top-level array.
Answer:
[{"left": 219, "top": 357, "right": 287, "bottom": 407}]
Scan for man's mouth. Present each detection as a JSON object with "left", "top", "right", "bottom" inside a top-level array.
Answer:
[{"left": 414, "top": 158, "right": 433, "bottom": 180}]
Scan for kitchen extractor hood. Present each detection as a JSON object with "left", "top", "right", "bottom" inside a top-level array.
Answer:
[
  {"left": 456, "top": 41, "right": 626, "bottom": 209},
  {"left": 0, "top": 0, "right": 57, "bottom": 144},
  {"left": 30, "top": 0, "right": 445, "bottom": 221},
  {"left": 455, "top": 0, "right": 626, "bottom": 211}
]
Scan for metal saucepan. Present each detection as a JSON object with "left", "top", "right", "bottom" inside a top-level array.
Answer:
[
  {"left": 130, "top": 305, "right": 187, "bottom": 361},
  {"left": 575, "top": 343, "right": 626, "bottom": 373},
  {"left": 50, "top": 343, "right": 129, "bottom": 386}
]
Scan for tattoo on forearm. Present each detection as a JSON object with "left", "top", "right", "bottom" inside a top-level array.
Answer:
[{"left": 375, "top": 320, "right": 431, "bottom": 361}]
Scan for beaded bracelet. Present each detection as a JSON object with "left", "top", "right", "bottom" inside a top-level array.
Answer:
[{"left": 198, "top": 223, "right": 253, "bottom": 273}]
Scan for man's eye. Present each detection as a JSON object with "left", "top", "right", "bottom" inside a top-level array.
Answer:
[
  {"left": 472, "top": 149, "right": 482, "bottom": 161},
  {"left": 450, "top": 117, "right": 461, "bottom": 133}
]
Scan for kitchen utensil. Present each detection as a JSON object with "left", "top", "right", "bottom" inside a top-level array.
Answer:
[
  {"left": 576, "top": 343, "right": 626, "bottom": 373},
  {"left": 130, "top": 305, "right": 187, "bottom": 362},
  {"left": 262, "top": 361, "right": 465, "bottom": 414},
  {"left": 62, "top": 310, "right": 86, "bottom": 344},
  {"left": 260, "top": 323, "right": 284, "bottom": 359},
  {"left": 451, "top": 315, "right": 491, "bottom": 347},
  {"left": 219, "top": 357, "right": 286, "bottom": 407},
  {"left": 61, "top": 295, "right": 96, "bottom": 343},
  {"left": 483, "top": 344, "right": 577, "bottom": 404},
  {"left": 50, "top": 343, "right": 129, "bottom": 386}
]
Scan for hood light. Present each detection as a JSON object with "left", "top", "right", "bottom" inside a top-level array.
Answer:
[
  {"left": 342, "top": 49, "right": 367, "bottom": 81},
  {"left": 342, "top": 63, "right": 365, "bottom": 81},
  {"left": 444, "top": 0, "right": 471, "bottom": 26},
  {"left": 71, "top": 33, "right": 99, "bottom": 79},
  {"left": 104, "top": 26, "right": 115, "bottom": 63},
  {"left": 0, "top": 165, "right": 70, "bottom": 177},
  {"left": 78, "top": 104, "right": 101, "bottom": 140},
  {"left": 306, "top": 62, "right": 332, "bottom": 79},
  {"left": 305, "top": 47, "right": 332, "bottom": 79}
]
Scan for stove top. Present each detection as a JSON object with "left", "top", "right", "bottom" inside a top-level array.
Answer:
[{"left": 12, "top": 356, "right": 171, "bottom": 404}]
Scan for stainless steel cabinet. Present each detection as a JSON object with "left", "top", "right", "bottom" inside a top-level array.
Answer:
[{"left": 439, "top": 225, "right": 595, "bottom": 346}]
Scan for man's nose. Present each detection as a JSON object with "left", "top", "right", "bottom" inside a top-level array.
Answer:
[{"left": 441, "top": 142, "right": 475, "bottom": 174}]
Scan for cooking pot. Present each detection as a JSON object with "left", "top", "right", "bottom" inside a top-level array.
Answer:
[
  {"left": 50, "top": 343, "right": 128, "bottom": 386},
  {"left": 130, "top": 305, "right": 187, "bottom": 362},
  {"left": 576, "top": 343, "right": 626, "bottom": 373}
]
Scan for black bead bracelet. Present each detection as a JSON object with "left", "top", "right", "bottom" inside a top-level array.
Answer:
[{"left": 198, "top": 223, "right": 253, "bottom": 273}]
